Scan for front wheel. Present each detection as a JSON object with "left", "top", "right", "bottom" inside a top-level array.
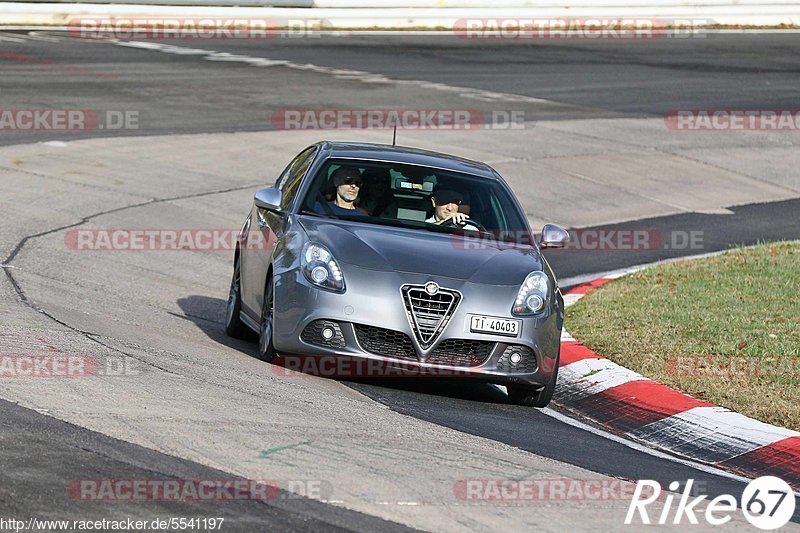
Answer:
[
  {"left": 225, "top": 255, "right": 249, "bottom": 339},
  {"left": 507, "top": 362, "right": 558, "bottom": 408},
  {"left": 257, "top": 275, "right": 278, "bottom": 362}
]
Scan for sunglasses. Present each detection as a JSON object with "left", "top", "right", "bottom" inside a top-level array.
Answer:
[{"left": 339, "top": 177, "right": 362, "bottom": 186}]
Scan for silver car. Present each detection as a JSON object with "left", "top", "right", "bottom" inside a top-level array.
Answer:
[{"left": 225, "top": 142, "right": 569, "bottom": 407}]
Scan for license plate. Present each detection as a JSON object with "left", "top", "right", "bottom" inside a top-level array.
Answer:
[{"left": 468, "top": 315, "right": 521, "bottom": 337}]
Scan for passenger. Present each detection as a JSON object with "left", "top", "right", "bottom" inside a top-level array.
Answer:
[
  {"left": 360, "top": 168, "right": 396, "bottom": 217},
  {"left": 314, "top": 166, "right": 368, "bottom": 216},
  {"left": 426, "top": 187, "right": 477, "bottom": 230}
]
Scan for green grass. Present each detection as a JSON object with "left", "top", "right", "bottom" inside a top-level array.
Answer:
[{"left": 565, "top": 242, "right": 800, "bottom": 431}]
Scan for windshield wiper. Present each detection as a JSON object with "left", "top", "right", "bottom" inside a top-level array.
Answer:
[
  {"left": 298, "top": 212, "right": 399, "bottom": 225},
  {"left": 328, "top": 215, "right": 415, "bottom": 229}
]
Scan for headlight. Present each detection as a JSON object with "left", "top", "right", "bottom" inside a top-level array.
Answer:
[
  {"left": 512, "top": 271, "right": 550, "bottom": 316},
  {"left": 302, "top": 243, "right": 345, "bottom": 292}
]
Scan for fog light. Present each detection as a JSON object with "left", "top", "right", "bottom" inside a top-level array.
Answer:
[
  {"left": 509, "top": 351, "right": 523, "bottom": 365},
  {"left": 321, "top": 327, "right": 335, "bottom": 341}
]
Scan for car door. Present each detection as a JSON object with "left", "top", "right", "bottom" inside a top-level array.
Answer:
[{"left": 241, "top": 145, "right": 318, "bottom": 317}]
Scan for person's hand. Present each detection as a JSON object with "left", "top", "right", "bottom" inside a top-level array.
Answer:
[{"left": 436, "top": 212, "right": 470, "bottom": 226}]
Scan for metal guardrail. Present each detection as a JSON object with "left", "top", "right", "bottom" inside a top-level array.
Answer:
[
  {"left": 315, "top": 0, "right": 800, "bottom": 5},
  {"left": 2, "top": 0, "right": 799, "bottom": 27},
  {"left": 12, "top": 0, "right": 800, "bottom": 5},
  {"left": 15, "top": 0, "right": 315, "bottom": 4}
]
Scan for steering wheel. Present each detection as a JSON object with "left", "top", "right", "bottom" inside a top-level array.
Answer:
[{"left": 442, "top": 217, "right": 488, "bottom": 233}]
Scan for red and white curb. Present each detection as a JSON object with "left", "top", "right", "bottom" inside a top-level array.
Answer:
[{"left": 555, "top": 272, "right": 800, "bottom": 490}]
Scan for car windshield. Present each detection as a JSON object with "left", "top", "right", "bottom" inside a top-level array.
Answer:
[{"left": 299, "top": 158, "right": 531, "bottom": 243}]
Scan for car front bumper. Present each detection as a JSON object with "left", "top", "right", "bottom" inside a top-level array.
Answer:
[{"left": 272, "top": 264, "right": 562, "bottom": 388}]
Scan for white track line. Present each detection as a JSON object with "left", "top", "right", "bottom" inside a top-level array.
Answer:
[
  {"left": 0, "top": 33, "right": 25, "bottom": 42},
  {"left": 24, "top": 31, "right": 61, "bottom": 42},
  {"left": 110, "top": 39, "right": 559, "bottom": 104}
]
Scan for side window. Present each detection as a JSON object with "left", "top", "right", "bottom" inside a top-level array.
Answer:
[{"left": 276, "top": 146, "right": 317, "bottom": 209}]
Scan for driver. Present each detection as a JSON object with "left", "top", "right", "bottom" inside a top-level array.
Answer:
[{"left": 426, "top": 187, "right": 478, "bottom": 230}]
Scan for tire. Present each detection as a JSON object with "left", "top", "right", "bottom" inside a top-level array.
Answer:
[
  {"left": 225, "top": 255, "right": 249, "bottom": 339},
  {"left": 507, "top": 361, "right": 559, "bottom": 408},
  {"left": 257, "top": 274, "right": 278, "bottom": 363}
]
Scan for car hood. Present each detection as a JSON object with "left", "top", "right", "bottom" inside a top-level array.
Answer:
[{"left": 298, "top": 216, "right": 542, "bottom": 285}]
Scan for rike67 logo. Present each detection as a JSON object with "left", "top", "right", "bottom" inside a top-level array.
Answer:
[{"left": 626, "top": 477, "right": 796, "bottom": 529}]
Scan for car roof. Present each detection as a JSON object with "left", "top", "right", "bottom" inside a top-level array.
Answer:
[{"left": 316, "top": 141, "right": 501, "bottom": 180}]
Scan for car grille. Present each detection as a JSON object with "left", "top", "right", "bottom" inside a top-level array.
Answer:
[
  {"left": 401, "top": 284, "right": 461, "bottom": 349},
  {"left": 353, "top": 324, "right": 417, "bottom": 361},
  {"left": 496, "top": 345, "right": 538, "bottom": 373},
  {"left": 300, "top": 320, "right": 346, "bottom": 349},
  {"left": 427, "top": 339, "right": 494, "bottom": 367}
]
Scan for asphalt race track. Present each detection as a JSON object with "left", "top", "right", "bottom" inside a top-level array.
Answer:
[{"left": 1, "top": 30, "right": 799, "bottom": 531}]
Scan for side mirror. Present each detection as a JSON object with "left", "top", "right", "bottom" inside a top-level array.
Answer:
[
  {"left": 540, "top": 224, "right": 570, "bottom": 249},
  {"left": 254, "top": 188, "right": 282, "bottom": 211}
]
